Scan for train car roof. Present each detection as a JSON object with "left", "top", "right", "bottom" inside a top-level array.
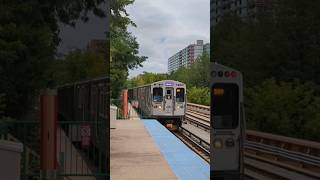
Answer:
[{"left": 128, "top": 80, "right": 186, "bottom": 90}]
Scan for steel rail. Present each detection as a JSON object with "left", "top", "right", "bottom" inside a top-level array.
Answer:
[
  {"left": 186, "top": 103, "right": 320, "bottom": 157},
  {"left": 185, "top": 114, "right": 210, "bottom": 131},
  {"left": 245, "top": 141, "right": 320, "bottom": 167},
  {"left": 179, "top": 126, "right": 210, "bottom": 154},
  {"left": 185, "top": 102, "right": 320, "bottom": 179}
]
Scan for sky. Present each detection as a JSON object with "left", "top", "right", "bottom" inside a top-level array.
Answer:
[
  {"left": 58, "top": 3, "right": 109, "bottom": 56},
  {"left": 126, "top": 0, "right": 210, "bottom": 78}
]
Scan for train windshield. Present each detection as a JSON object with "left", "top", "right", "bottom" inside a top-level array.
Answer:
[
  {"left": 153, "top": 87, "right": 163, "bottom": 102},
  {"left": 211, "top": 83, "right": 239, "bottom": 129},
  {"left": 176, "top": 88, "right": 185, "bottom": 102}
]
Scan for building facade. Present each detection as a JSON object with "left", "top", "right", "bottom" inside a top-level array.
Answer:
[
  {"left": 211, "top": 0, "right": 273, "bottom": 29},
  {"left": 168, "top": 40, "right": 210, "bottom": 73}
]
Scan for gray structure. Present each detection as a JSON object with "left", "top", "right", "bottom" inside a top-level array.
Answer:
[
  {"left": 211, "top": 0, "right": 273, "bottom": 29},
  {"left": 168, "top": 40, "right": 210, "bottom": 73},
  {"left": 0, "top": 140, "right": 23, "bottom": 180}
]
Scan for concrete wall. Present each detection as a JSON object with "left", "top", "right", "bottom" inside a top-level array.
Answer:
[
  {"left": 110, "top": 105, "right": 117, "bottom": 129},
  {"left": 0, "top": 140, "right": 23, "bottom": 180}
]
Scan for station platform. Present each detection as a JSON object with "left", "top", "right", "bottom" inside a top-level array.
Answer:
[
  {"left": 111, "top": 103, "right": 209, "bottom": 180},
  {"left": 110, "top": 117, "right": 177, "bottom": 180},
  {"left": 143, "top": 120, "right": 209, "bottom": 180}
]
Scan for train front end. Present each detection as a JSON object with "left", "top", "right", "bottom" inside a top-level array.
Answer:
[
  {"left": 151, "top": 80, "right": 186, "bottom": 129},
  {"left": 210, "top": 63, "right": 245, "bottom": 179}
]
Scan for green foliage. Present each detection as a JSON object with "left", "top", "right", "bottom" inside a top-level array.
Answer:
[
  {"left": 0, "top": 1, "right": 55, "bottom": 118},
  {"left": 213, "top": 1, "right": 320, "bottom": 87},
  {"left": 0, "top": 94, "right": 5, "bottom": 116},
  {"left": 51, "top": 50, "right": 107, "bottom": 85},
  {"left": 212, "top": 0, "right": 320, "bottom": 141},
  {"left": 0, "top": 0, "right": 107, "bottom": 119},
  {"left": 246, "top": 79, "right": 320, "bottom": 141},
  {"left": 169, "top": 54, "right": 210, "bottom": 88},
  {"left": 0, "top": 94, "right": 15, "bottom": 135},
  {"left": 187, "top": 87, "right": 210, "bottom": 106},
  {"left": 110, "top": 0, "right": 147, "bottom": 98},
  {"left": 127, "top": 72, "right": 168, "bottom": 88},
  {"left": 0, "top": 116, "right": 15, "bottom": 136}
]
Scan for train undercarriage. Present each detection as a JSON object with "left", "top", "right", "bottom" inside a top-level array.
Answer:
[{"left": 155, "top": 116, "right": 184, "bottom": 131}]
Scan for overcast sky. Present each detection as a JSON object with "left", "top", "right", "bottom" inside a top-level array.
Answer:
[
  {"left": 126, "top": 0, "right": 210, "bottom": 78},
  {"left": 58, "top": 3, "right": 108, "bottom": 55}
]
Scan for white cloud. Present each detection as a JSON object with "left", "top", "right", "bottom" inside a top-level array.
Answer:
[{"left": 126, "top": 0, "right": 210, "bottom": 78}]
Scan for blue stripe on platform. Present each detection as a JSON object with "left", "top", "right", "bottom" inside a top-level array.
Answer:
[{"left": 142, "top": 119, "right": 209, "bottom": 180}]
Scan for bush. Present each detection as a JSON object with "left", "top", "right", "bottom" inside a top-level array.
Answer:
[
  {"left": 187, "top": 87, "right": 210, "bottom": 106},
  {"left": 245, "top": 79, "right": 320, "bottom": 141}
]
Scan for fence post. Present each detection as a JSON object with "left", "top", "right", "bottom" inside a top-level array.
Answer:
[
  {"left": 40, "top": 89, "right": 57, "bottom": 180},
  {"left": 122, "top": 90, "right": 128, "bottom": 119}
]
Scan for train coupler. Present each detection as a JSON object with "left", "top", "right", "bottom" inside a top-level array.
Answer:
[{"left": 166, "top": 123, "right": 178, "bottom": 131}]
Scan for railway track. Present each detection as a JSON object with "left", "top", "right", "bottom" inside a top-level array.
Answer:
[
  {"left": 186, "top": 103, "right": 320, "bottom": 180},
  {"left": 173, "top": 127, "right": 210, "bottom": 163}
]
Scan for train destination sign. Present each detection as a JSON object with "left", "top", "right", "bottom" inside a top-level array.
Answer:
[{"left": 165, "top": 81, "right": 174, "bottom": 86}]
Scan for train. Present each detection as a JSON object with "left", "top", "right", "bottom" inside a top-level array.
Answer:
[
  {"left": 128, "top": 80, "right": 186, "bottom": 129},
  {"left": 210, "top": 63, "right": 245, "bottom": 179}
]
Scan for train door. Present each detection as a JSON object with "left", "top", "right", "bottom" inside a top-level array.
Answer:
[
  {"left": 210, "top": 63, "right": 245, "bottom": 179},
  {"left": 164, "top": 87, "right": 174, "bottom": 114},
  {"left": 174, "top": 87, "right": 185, "bottom": 116}
]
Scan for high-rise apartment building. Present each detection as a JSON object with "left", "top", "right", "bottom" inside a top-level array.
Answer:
[
  {"left": 211, "top": 0, "right": 273, "bottom": 29},
  {"left": 168, "top": 40, "right": 210, "bottom": 73}
]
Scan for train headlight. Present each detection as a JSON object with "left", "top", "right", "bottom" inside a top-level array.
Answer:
[
  {"left": 213, "top": 139, "right": 223, "bottom": 149},
  {"left": 158, "top": 105, "right": 162, "bottom": 109}
]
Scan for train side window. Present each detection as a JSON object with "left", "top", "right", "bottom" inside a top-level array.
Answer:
[
  {"left": 176, "top": 88, "right": 185, "bottom": 102},
  {"left": 153, "top": 87, "right": 163, "bottom": 102},
  {"left": 211, "top": 83, "right": 239, "bottom": 129}
]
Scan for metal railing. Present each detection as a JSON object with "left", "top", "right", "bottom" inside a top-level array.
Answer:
[
  {"left": 57, "top": 121, "right": 107, "bottom": 179},
  {"left": 179, "top": 126, "right": 210, "bottom": 154},
  {"left": 186, "top": 102, "right": 320, "bottom": 179}
]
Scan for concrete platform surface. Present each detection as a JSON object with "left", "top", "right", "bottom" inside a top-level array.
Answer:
[
  {"left": 110, "top": 117, "right": 177, "bottom": 180},
  {"left": 144, "top": 120, "right": 210, "bottom": 180}
]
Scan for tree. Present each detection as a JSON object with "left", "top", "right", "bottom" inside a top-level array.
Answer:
[
  {"left": 0, "top": 0, "right": 108, "bottom": 119},
  {"left": 187, "top": 87, "right": 210, "bottom": 105},
  {"left": 52, "top": 50, "right": 107, "bottom": 84},
  {"left": 212, "top": 0, "right": 320, "bottom": 140},
  {"left": 127, "top": 72, "right": 168, "bottom": 88},
  {"left": 246, "top": 79, "right": 320, "bottom": 141},
  {"left": 110, "top": 0, "right": 147, "bottom": 98},
  {"left": 169, "top": 54, "right": 210, "bottom": 88},
  {"left": 212, "top": 1, "right": 320, "bottom": 87}
]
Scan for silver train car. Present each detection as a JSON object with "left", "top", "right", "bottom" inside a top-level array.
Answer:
[
  {"left": 128, "top": 80, "right": 186, "bottom": 127},
  {"left": 210, "top": 63, "right": 245, "bottom": 179}
]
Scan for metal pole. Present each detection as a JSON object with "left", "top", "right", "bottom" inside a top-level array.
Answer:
[
  {"left": 122, "top": 90, "right": 128, "bottom": 119},
  {"left": 40, "top": 88, "right": 57, "bottom": 180}
]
